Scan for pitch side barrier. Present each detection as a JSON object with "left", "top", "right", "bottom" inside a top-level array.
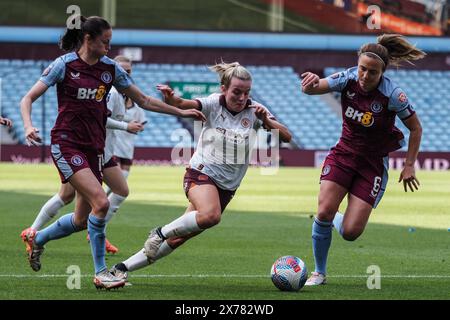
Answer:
[
  {"left": 1, "top": 145, "right": 450, "bottom": 171},
  {"left": 0, "top": 27, "right": 449, "bottom": 52}
]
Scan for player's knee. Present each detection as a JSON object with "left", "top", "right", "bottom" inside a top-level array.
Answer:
[
  {"left": 342, "top": 230, "right": 362, "bottom": 241},
  {"left": 202, "top": 210, "right": 222, "bottom": 228},
  {"left": 110, "top": 184, "right": 129, "bottom": 197},
  {"left": 93, "top": 196, "right": 110, "bottom": 215},
  {"left": 118, "top": 186, "right": 129, "bottom": 198},
  {"left": 60, "top": 191, "right": 75, "bottom": 204},
  {"left": 316, "top": 208, "right": 335, "bottom": 222}
]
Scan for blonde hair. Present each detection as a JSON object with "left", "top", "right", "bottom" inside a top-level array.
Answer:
[
  {"left": 113, "top": 55, "right": 132, "bottom": 64},
  {"left": 209, "top": 61, "right": 252, "bottom": 88},
  {"left": 358, "top": 34, "right": 426, "bottom": 69}
]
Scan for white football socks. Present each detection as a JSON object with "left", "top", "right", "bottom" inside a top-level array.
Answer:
[
  {"left": 122, "top": 170, "right": 129, "bottom": 180},
  {"left": 155, "top": 241, "right": 174, "bottom": 260},
  {"left": 332, "top": 212, "right": 344, "bottom": 236},
  {"left": 31, "top": 194, "right": 65, "bottom": 230},
  {"left": 161, "top": 211, "right": 201, "bottom": 238},
  {"left": 123, "top": 249, "right": 150, "bottom": 272},
  {"left": 123, "top": 241, "right": 175, "bottom": 272},
  {"left": 104, "top": 193, "right": 127, "bottom": 223}
]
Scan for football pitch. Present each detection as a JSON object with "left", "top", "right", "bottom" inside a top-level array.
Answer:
[{"left": 0, "top": 163, "right": 449, "bottom": 300}]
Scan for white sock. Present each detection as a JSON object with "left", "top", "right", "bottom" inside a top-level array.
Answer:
[
  {"left": 161, "top": 211, "right": 201, "bottom": 238},
  {"left": 123, "top": 241, "right": 175, "bottom": 272},
  {"left": 332, "top": 212, "right": 344, "bottom": 236},
  {"left": 122, "top": 170, "right": 129, "bottom": 180},
  {"left": 31, "top": 194, "right": 65, "bottom": 230},
  {"left": 154, "top": 241, "right": 174, "bottom": 261},
  {"left": 123, "top": 248, "right": 150, "bottom": 272},
  {"left": 104, "top": 193, "right": 127, "bottom": 223}
]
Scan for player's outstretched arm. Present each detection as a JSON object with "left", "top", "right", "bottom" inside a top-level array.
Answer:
[
  {"left": 398, "top": 113, "right": 422, "bottom": 192},
  {"left": 20, "top": 80, "right": 49, "bottom": 146},
  {"left": 301, "top": 72, "right": 331, "bottom": 95},
  {"left": 120, "top": 84, "right": 206, "bottom": 122},
  {"left": 156, "top": 84, "right": 200, "bottom": 110}
]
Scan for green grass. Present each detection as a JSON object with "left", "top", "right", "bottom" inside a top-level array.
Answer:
[{"left": 0, "top": 163, "right": 449, "bottom": 300}]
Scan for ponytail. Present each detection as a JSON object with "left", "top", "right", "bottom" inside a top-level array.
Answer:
[
  {"left": 59, "top": 15, "right": 86, "bottom": 51},
  {"left": 377, "top": 34, "right": 426, "bottom": 67},
  {"left": 358, "top": 34, "right": 426, "bottom": 70}
]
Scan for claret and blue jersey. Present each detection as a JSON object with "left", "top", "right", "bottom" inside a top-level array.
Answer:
[
  {"left": 39, "top": 52, "right": 133, "bottom": 151},
  {"left": 326, "top": 67, "right": 416, "bottom": 157}
]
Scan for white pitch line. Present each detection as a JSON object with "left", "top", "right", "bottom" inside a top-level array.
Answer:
[{"left": 0, "top": 274, "right": 449, "bottom": 279}]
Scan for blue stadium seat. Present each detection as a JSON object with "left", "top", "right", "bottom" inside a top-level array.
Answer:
[{"left": 1, "top": 60, "right": 448, "bottom": 151}]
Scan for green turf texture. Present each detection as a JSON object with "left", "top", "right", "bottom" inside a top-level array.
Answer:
[{"left": 0, "top": 163, "right": 448, "bottom": 299}]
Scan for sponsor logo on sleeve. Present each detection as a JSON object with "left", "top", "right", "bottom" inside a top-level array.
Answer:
[
  {"left": 331, "top": 72, "right": 342, "bottom": 79},
  {"left": 42, "top": 66, "right": 52, "bottom": 77},
  {"left": 398, "top": 92, "right": 408, "bottom": 104}
]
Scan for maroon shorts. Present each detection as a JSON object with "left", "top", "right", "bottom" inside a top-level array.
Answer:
[
  {"left": 50, "top": 142, "right": 104, "bottom": 184},
  {"left": 320, "top": 146, "right": 389, "bottom": 208},
  {"left": 104, "top": 157, "right": 118, "bottom": 169},
  {"left": 115, "top": 156, "right": 133, "bottom": 166},
  {"left": 183, "top": 168, "right": 236, "bottom": 213}
]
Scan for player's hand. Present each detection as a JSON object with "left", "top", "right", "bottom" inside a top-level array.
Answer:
[
  {"left": 24, "top": 126, "right": 42, "bottom": 146},
  {"left": 301, "top": 72, "right": 320, "bottom": 92},
  {"left": 249, "top": 104, "right": 268, "bottom": 122},
  {"left": 0, "top": 117, "right": 12, "bottom": 127},
  {"left": 180, "top": 109, "right": 206, "bottom": 122},
  {"left": 398, "top": 165, "right": 420, "bottom": 192},
  {"left": 127, "top": 120, "right": 144, "bottom": 134},
  {"left": 156, "top": 84, "right": 175, "bottom": 101}
]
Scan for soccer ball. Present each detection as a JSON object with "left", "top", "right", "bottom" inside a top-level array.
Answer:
[{"left": 271, "top": 256, "right": 308, "bottom": 291}]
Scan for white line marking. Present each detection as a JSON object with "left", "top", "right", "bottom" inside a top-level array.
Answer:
[{"left": 1, "top": 274, "right": 449, "bottom": 279}]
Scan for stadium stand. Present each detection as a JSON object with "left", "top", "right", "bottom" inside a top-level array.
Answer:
[{"left": 1, "top": 59, "right": 449, "bottom": 151}]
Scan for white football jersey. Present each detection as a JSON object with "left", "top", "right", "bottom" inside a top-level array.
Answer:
[
  {"left": 190, "top": 93, "right": 274, "bottom": 191},
  {"left": 113, "top": 105, "right": 147, "bottom": 159},
  {"left": 104, "top": 87, "right": 126, "bottom": 163}
]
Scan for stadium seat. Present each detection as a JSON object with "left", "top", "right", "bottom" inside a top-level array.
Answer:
[{"left": 1, "top": 60, "right": 448, "bottom": 151}]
